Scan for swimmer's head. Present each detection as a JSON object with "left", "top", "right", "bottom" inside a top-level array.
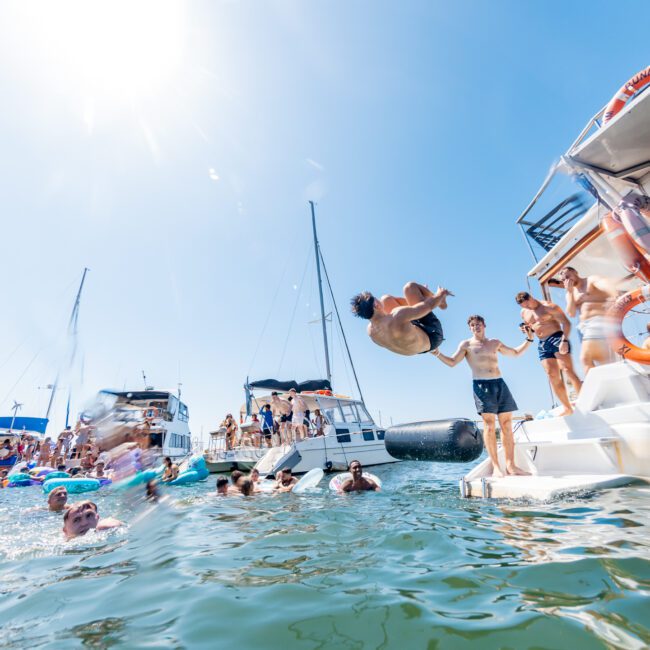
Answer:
[
  {"left": 351, "top": 291, "right": 376, "bottom": 320},
  {"left": 48, "top": 486, "right": 68, "bottom": 512},
  {"left": 62, "top": 500, "right": 99, "bottom": 538},
  {"left": 231, "top": 470, "right": 244, "bottom": 485},
  {"left": 240, "top": 479, "right": 254, "bottom": 496},
  {"left": 349, "top": 459, "right": 363, "bottom": 478},
  {"left": 216, "top": 477, "right": 229, "bottom": 495}
]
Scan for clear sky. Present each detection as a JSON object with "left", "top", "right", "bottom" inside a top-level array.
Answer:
[{"left": 0, "top": 0, "right": 646, "bottom": 440}]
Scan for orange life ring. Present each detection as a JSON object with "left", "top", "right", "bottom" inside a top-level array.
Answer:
[
  {"left": 601, "top": 212, "right": 650, "bottom": 282},
  {"left": 608, "top": 285, "right": 650, "bottom": 363},
  {"left": 603, "top": 65, "right": 650, "bottom": 124},
  {"left": 143, "top": 407, "right": 160, "bottom": 420}
]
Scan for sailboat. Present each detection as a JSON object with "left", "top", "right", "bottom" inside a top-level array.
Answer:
[{"left": 241, "top": 202, "right": 398, "bottom": 477}]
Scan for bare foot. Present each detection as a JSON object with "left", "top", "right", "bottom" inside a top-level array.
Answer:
[
  {"left": 491, "top": 464, "right": 505, "bottom": 478},
  {"left": 506, "top": 464, "right": 530, "bottom": 476},
  {"left": 558, "top": 407, "right": 573, "bottom": 417}
]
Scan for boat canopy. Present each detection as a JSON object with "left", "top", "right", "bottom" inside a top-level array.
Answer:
[
  {"left": 0, "top": 416, "right": 48, "bottom": 435},
  {"left": 100, "top": 390, "right": 172, "bottom": 401},
  {"left": 247, "top": 379, "right": 332, "bottom": 393}
]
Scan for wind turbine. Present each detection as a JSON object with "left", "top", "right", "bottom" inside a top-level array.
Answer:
[{"left": 10, "top": 400, "right": 23, "bottom": 431}]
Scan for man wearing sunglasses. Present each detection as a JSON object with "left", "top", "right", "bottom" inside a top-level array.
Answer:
[{"left": 516, "top": 291, "right": 582, "bottom": 416}]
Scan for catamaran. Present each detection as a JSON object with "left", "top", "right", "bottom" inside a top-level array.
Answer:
[{"left": 461, "top": 66, "right": 650, "bottom": 499}]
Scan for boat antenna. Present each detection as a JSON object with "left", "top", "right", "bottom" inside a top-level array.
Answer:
[
  {"left": 46, "top": 267, "right": 89, "bottom": 421},
  {"left": 142, "top": 370, "right": 148, "bottom": 390},
  {"left": 310, "top": 201, "right": 332, "bottom": 385},
  {"left": 318, "top": 247, "right": 366, "bottom": 405}
]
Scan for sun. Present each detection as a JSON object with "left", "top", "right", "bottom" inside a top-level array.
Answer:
[{"left": 14, "top": 0, "right": 186, "bottom": 110}]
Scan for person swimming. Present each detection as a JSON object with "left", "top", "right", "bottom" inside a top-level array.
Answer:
[
  {"left": 62, "top": 501, "right": 122, "bottom": 539},
  {"left": 351, "top": 281, "right": 452, "bottom": 356},
  {"left": 47, "top": 486, "right": 70, "bottom": 512},
  {"left": 339, "top": 460, "right": 380, "bottom": 492}
]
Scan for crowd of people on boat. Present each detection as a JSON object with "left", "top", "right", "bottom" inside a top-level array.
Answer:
[
  {"left": 352, "top": 274, "right": 649, "bottom": 478},
  {"left": 219, "top": 391, "right": 329, "bottom": 450}
]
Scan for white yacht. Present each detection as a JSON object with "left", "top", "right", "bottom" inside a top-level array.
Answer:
[
  {"left": 95, "top": 388, "right": 193, "bottom": 460},
  {"left": 462, "top": 68, "right": 650, "bottom": 499}
]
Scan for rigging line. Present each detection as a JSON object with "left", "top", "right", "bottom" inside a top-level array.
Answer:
[
  {"left": 247, "top": 225, "right": 305, "bottom": 377},
  {"left": 0, "top": 346, "right": 46, "bottom": 411},
  {"left": 318, "top": 250, "right": 365, "bottom": 405},
  {"left": 277, "top": 251, "right": 312, "bottom": 377},
  {"left": 0, "top": 338, "right": 29, "bottom": 373},
  {"left": 334, "top": 313, "right": 354, "bottom": 398}
]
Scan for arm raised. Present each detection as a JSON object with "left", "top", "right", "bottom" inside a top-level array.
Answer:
[{"left": 433, "top": 341, "right": 468, "bottom": 367}]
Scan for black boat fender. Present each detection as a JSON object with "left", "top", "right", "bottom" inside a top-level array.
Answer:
[{"left": 384, "top": 418, "right": 483, "bottom": 463}]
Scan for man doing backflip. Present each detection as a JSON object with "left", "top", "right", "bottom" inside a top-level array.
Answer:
[
  {"left": 433, "top": 315, "right": 531, "bottom": 478},
  {"left": 516, "top": 291, "right": 582, "bottom": 415},
  {"left": 351, "top": 281, "right": 452, "bottom": 355}
]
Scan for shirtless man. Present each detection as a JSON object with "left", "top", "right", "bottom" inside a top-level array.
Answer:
[
  {"left": 340, "top": 460, "right": 380, "bottom": 492},
  {"left": 288, "top": 389, "right": 308, "bottom": 441},
  {"left": 274, "top": 467, "right": 298, "bottom": 493},
  {"left": 62, "top": 501, "right": 122, "bottom": 539},
  {"left": 433, "top": 314, "right": 531, "bottom": 477},
  {"left": 270, "top": 392, "right": 292, "bottom": 445},
  {"left": 351, "top": 281, "right": 452, "bottom": 356},
  {"left": 516, "top": 291, "right": 582, "bottom": 415},
  {"left": 559, "top": 267, "right": 618, "bottom": 373},
  {"left": 47, "top": 486, "right": 70, "bottom": 512}
]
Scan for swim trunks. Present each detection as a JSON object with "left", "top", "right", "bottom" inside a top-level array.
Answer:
[
  {"left": 292, "top": 411, "right": 305, "bottom": 425},
  {"left": 412, "top": 311, "right": 444, "bottom": 353},
  {"left": 538, "top": 331, "right": 570, "bottom": 360},
  {"left": 577, "top": 316, "right": 616, "bottom": 341},
  {"left": 472, "top": 378, "right": 518, "bottom": 415}
]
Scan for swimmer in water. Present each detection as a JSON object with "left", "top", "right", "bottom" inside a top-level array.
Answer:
[
  {"left": 228, "top": 470, "right": 244, "bottom": 495},
  {"left": 351, "top": 281, "right": 452, "bottom": 356},
  {"left": 215, "top": 476, "right": 229, "bottom": 496},
  {"left": 62, "top": 501, "right": 122, "bottom": 539},
  {"left": 340, "top": 460, "right": 380, "bottom": 492},
  {"left": 274, "top": 467, "right": 298, "bottom": 493},
  {"left": 47, "top": 486, "right": 70, "bottom": 512}
]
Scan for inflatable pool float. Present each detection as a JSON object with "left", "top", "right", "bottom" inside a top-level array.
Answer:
[
  {"left": 329, "top": 472, "right": 382, "bottom": 492},
  {"left": 6, "top": 474, "right": 39, "bottom": 488},
  {"left": 42, "top": 477, "right": 101, "bottom": 495},
  {"left": 168, "top": 456, "right": 209, "bottom": 486},
  {"left": 42, "top": 471, "right": 71, "bottom": 481},
  {"left": 113, "top": 467, "right": 162, "bottom": 490},
  {"left": 30, "top": 466, "right": 55, "bottom": 478},
  {"left": 293, "top": 468, "right": 324, "bottom": 494}
]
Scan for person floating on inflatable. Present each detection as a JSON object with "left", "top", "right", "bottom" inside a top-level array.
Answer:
[
  {"left": 351, "top": 281, "right": 452, "bottom": 356},
  {"left": 340, "top": 460, "right": 380, "bottom": 492}
]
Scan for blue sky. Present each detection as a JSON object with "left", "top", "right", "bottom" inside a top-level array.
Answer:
[{"left": 0, "top": 0, "right": 646, "bottom": 439}]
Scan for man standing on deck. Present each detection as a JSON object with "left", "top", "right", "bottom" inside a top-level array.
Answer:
[
  {"left": 516, "top": 291, "right": 582, "bottom": 415},
  {"left": 559, "top": 267, "right": 618, "bottom": 374},
  {"left": 270, "top": 392, "right": 292, "bottom": 445},
  {"left": 433, "top": 315, "right": 531, "bottom": 478},
  {"left": 351, "top": 281, "right": 452, "bottom": 356}
]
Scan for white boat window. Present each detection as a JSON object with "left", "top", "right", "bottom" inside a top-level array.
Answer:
[
  {"left": 167, "top": 395, "right": 179, "bottom": 417},
  {"left": 178, "top": 402, "right": 189, "bottom": 422},
  {"left": 339, "top": 403, "right": 358, "bottom": 423},
  {"left": 354, "top": 403, "right": 373, "bottom": 422},
  {"left": 323, "top": 406, "right": 344, "bottom": 424}
]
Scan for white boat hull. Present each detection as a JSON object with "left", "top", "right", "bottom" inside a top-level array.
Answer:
[
  {"left": 461, "top": 362, "right": 650, "bottom": 500},
  {"left": 204, "top": 447, "right": 268, "bottom": 473}
]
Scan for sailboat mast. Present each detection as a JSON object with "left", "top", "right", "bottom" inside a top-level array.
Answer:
[
  {"left": 310, "top": 201, "right": 332, "bottom": 385},
  {"left": 46, "top": 267, "right": 89, "bottom": 420}
]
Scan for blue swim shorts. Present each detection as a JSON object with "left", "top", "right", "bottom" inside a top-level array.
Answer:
[
  {"left": 472, "top": 378, "right": 518, "bottom": 415},
  {"left": 538, "top": 331, "right": 570, "bottom": 361}
]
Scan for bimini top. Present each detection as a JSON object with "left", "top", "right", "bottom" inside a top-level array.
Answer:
[
  {"left": 100, "top": 390, "right": 176, "bottom": 402},
  {"left": 0, "top": 416, "right": 48, "bottom": 435},
  {"left": 247, "top": 379, "right": 332, "bottom": 393}
]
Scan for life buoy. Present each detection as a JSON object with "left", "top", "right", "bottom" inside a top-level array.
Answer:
[
  {"left": 614, "top": 193, "right": 650, "bottom": 263},
  {"left": 603, "top": 65, "right": 650, "bottom": 124},
  {"left": 608, "top": 285, "right": 650, "bottom": 363},
  {"left": 602, "top": 212, "right": 650, "bottom": 282},
  {"left": 143, "top": 407, "right": 160, "bottom": 420}
]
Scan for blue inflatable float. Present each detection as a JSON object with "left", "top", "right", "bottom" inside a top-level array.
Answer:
[
  {"left": 168, "top": 455, "right": 209, "bottom": 486},
  {"left": 43, "top": 478, "right": 101, "bottom": 495}
]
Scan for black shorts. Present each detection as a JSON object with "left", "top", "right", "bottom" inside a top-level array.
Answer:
[
  {"left": 280, "top": 414, "right": 292, "bottom": 423},
  {"left": 538, "top": 331, "right": 570, "bottom": 361},
  {"left": 262, "top": 428, "right": 273, "bottom": 439},
  {"left": 412, "top": 312, "right": 444, "bottom": 353},
  {"left": 473, "top": 378, "right": 518, "bottom": 415}
]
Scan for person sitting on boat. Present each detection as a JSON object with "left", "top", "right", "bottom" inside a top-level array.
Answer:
[
  {"left": 340, "top": 460, "right": 380, "bottom": 492},
  {"left": 558, "top": 266, "right": 619, "bottom": 374},
  {"left": 47, "top": 486, "right": 70, "bottom": 512},
  {"left": 221, "top": 414, "right": 238, "bottom": 450},
  {"left": 259, "top": 404, "right": 274, "bottom": 447},
  {"left": 351, "top": 281, "right": 452, "bottom": 356},
  {"left": 161, "top": 456, "right": 179, "bottom": 482},
  {"left": 270, "top": 392, "right": 292, "bottom": 445},
  {"left": 517, "top": 291, "right": 583, "bottom": 415},
  {"left": 433, "top": 314, "right": 531, "bottom": 478},
  {"left": 274, "top": 467, "right": 298, "bottom": 493},
  {"left": 62, "top": 501, "right": 122, "bottom": 539},
  {"left": 311, "top": 409, "right": 326, "bottom": 436},
  {"left": 0, "top": 438, "right": 13, "bottom": 459},
  {"left": 288, "top": 389, "right": 308, "bottom": 441},
  {"left": 215, "top": 476, "right": 229, "bottom": 496}
]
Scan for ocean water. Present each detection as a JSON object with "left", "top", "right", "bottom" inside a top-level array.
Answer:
[{"left": 1, "top": 461, "right": 649, "bottom": 649}]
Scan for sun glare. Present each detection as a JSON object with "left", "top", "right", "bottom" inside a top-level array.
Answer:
[{"left": 18, "top": 0, "right": 185, "bottom": 109}]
